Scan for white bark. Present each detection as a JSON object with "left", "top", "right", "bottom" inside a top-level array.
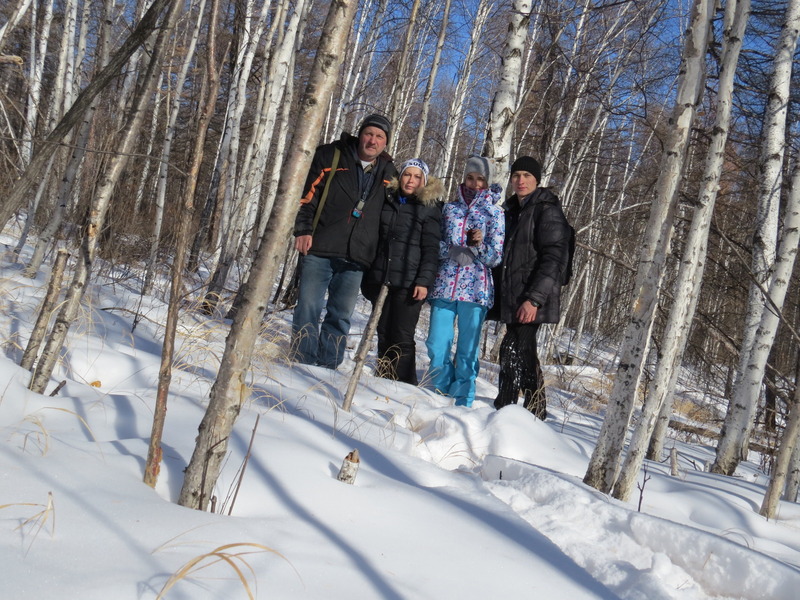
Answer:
[
  {"left": 29, "top": 0, "right": 184, "bottom": 393},
  {"left": 611, "top": 0, "right": 751, "bottom": 502},
  {"left": 21, "top": 0, "right": 54, "bottom": 167},
  {"left": 179, "top": 0, "right": 359, "bottom": 511},
  {"left": 0, "top": 0, "right": 35, "bottom": 51},
  {"left": 24, "top": 0, "right": 115, "bottom": 278},
  {"left": 482, "top": 0, "right": 531, "bottom": 183},
  {"left": 761, "top": 367, "right": 800, "bottom": 518},
  {"left": 713, "top": 0, "right": 800, "bottom": 476},
  {"left": 583, "top": 0, "right": 714, "bottom": 494},
  {"left": 438, "top": 0, "right": 491, "bottom": 182},
  {"left": 414, "top": 0, "right": 451, "bottom": 158},
  {"left": 142, "top": 0, "right": 209, "bottom": 295}
]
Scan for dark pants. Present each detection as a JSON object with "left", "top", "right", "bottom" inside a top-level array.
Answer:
[
  {"left": 494, "top": 323, "right": 547, "bottom": 419},
  {"left": 364, "top": 282, "right": 424, "bottom": 385}
]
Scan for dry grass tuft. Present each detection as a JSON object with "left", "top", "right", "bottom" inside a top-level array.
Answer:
[
  {"left": 0, "top": 491, "right": 56, "bottom": 553},
  {"left": 155, "top": 542, "right": 287, "bottom": 599}
]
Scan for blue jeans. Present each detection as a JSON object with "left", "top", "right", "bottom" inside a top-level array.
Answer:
[
  {"left": 426, "top": 299, "right": 487, "bottom": 406},
  {"left": 291, "top": 255, "right": 364, "bottom": 369}
]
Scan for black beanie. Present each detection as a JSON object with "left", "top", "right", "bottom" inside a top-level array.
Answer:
[
  {"left": 358, "top": 113, "right": 392, "bottom": 142},
  {"left": 510, "top": 156, "right": 542, "bottom": 184}
]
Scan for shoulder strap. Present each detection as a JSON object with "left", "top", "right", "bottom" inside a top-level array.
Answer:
[{"left": 311, "top": 147, "right": 342, "bottom": 234}]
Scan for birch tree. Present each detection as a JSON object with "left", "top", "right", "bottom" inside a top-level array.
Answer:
[
  {"left": 178, "top": 0, "right": 359, "bottom": 511},
  {"left": 713, "top": 0, "right": 800, "bottom": 476},
  {"left": 414, "top": 0, "right": 451, "bottom": 157},
  {"left": 437, "top": 0, "right": 491, "bottom": 181},
  {"left": 29, "top": 0, "right": 184, "bottom": 394},
  {"left": 612, "top": 0, "right": 752, "bottom": 502},
  {"left": 142, "top": 0, "right": 209, "bottom": 295},
  {"left": 482, "top": 0, "right": 531, "bottom": 184},
  {"left": 145, "top": 0, "right": 223, "bottom": 488},
  {"left": 0, "top": 0, "right": 175, "bottom": 231},
  {"left": 583, "top": 0, "right": 714, "bottom": 494},
  {"left": 759, "top": 167, "right": 800, "bottom": 515},
  {"left": 24, "top": 0, "right": 116, "bottom": 278}
]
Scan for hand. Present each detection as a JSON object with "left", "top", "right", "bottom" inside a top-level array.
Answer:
[
  {"left": 516, "top": 300, "right": 538, "bottom": 324},
  {"left": 412, "top": 286, "right": 428, "bottom": 301},
  {"left": 449, "top": 245, "right": 476, "bottom": 267},
  {"left": 295, "top": 235, "right": 312, "bottom": 255},
  {"left": 466, "top": 228, "right": 483, "bottom": 247}
]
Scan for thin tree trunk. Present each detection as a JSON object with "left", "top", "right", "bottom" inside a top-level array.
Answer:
[
  {"left": 178, "top": 0, "right": 359, "bottom": 511},
  {"left": 24, "top": 0, "right": 115, "bottom": 278},
  {"left": 0, "top": 0, "right": 175, "bottom": 231},
  {"left": 142, "top": 0, "right": 209, "bottom": 295},
  {"left": 583, "top": 0, "right": 713, "bottom": 494},
  {"left": 386, "top": 0, "right": 420, "bottom": 156},
  {"left": 343, "top": 285, "right": 389, "bottom": 412},
  {"left": 713, "top": 0, "right": 800, "bottom": 476},
  {"left": 20, "top": 250, "right": 70, "bottom": 371},
  {"left": 482, "top": 0, "right": 530, "bottom": 183},
  {"left": 761, "top": 358, "right": 800, "bottom": 518},
  {"left": 144, "top": 0, "right": 222, "bottom": 488},
  {"left": 413, "top": 0, "right": 451, "bottom": 158},
  {"left": 29, "top": 0, "right": 183, "bottom": 394},
  {"left": 612, "top": 0, "right": 751, "bottom": 502}
]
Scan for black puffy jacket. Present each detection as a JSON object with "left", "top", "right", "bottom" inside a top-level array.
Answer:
[
  {"left": 363, "top": 176, "right": 444, "bottom": 292},
  {"left": 293, "top": 133, "right": 396, "bottom": 268},
  {"left": 496, "top": 187, "right": 571, "bottom": 324}
]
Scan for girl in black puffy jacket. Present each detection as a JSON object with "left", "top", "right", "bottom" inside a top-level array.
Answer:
[{"left": 362, "top": 158, "right": 444, "bottom": 384}]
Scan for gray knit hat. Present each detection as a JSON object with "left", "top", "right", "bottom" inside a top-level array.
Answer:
[
  {"left": 358, "top": 113, "right": 392, "bottom": 142},
  {"left": 463, "top": 155, "right": 494, "bottom": 184}
]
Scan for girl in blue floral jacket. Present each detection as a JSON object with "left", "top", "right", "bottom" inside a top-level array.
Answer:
[{"left": 425, "top": 156, "right": 505, "bottom": 407}]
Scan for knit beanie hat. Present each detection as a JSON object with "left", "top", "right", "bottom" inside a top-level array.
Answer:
[
  {"left": 463, "top": 155, "right": 494, "bottom": 184},
  {"left": 399, "top": 158, "right": 429, "bottom": 186},
  {"left": 510, "top": 156, "right": 542, "bottom": 184},
  {"left": 358, "top": 113, "right": 392, "bottom": 142}
]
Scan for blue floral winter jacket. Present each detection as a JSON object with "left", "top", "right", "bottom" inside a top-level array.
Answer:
[{"left": 429, "top": 184, "right": 505, "bottom": 307}]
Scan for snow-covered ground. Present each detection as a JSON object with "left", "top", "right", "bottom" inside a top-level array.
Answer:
[{"left": 2, "top": 237, "right": 800, "bottom": 599}]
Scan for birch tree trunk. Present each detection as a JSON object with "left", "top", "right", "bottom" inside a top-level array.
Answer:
[
  {"left": 583, "top": 0, "right": 714, "bottom": 494},
  {"left": 0, "top": 0, "right": 35, "bottom": 50},
  {"left": 438, "top": 0, "right": 491, "bottom": 181},
  {"left": 0, "top": 0, "right": 175, "bottom": 231},
  {"left": 23, "top": 0, "right": 115, "bottom": 278},
  {"left": 144, "top": 0, "right": 222, "bottom": 488},
  {"left": 761, "top": 357, "right": 800, "bottom": 518},
  {"left": 29, "top": 0, "right": 183, "bottom": 394},
  {"left": 178, "top": 0, "right": 359, "bottom": 511},
  {"left": 413, "top": 0, "right": 451, "bottom": 158},
  {"left": 612, "top": 0, "right": 751, "bottom": 502},
  {"left": 386, "top": 0, "right": 420, "bottom": 156},
  {"left": 201, "top": 0, "right": 273, "bottom": 311},
  {"left": 482, "top": 0, "right": 530, "bottom": 185},
  {"left": 142, "top": 0, "right": 209, "bottom": 295},
  {"left": 713, "top": 0, "right": 800, "bottom": 476}
]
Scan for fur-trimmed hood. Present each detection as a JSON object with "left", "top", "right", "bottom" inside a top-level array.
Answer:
[{"left": 387, "top": 175, "right": 445, "bottom": 206}]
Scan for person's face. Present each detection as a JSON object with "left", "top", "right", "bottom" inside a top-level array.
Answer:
[
  {"left": 511, "top": 170, "right": 538, "bottom": 197},
  {"left": 358, "top": 126, "right": 388, "bottom": 161},
  {"left": 464, "top": 172, "right": 487, "bottom": 190},
  {"left": 400, "top": 167, "right": 424, "bottom": 195}
]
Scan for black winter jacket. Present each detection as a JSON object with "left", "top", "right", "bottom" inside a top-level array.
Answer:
[
  {"left": 496, "top": 187, "right": 571, "bottom": 325},
  {"left": 294, "top": 133, "right": 396, "bottom": 268},
  {"left": 363, "top": 176, "right": 444, "bottom": 292}
]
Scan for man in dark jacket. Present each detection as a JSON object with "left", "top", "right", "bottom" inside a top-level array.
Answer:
[
  {"left": 493, "top": 156, "right": 571, "bottom": 419},
  {"left": 292, "top": 114, "right": 396, "bottom": 369}
]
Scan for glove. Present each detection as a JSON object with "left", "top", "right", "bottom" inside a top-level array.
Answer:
[{"left": 449, "top": 245, "right": 477, "bottom": 267}]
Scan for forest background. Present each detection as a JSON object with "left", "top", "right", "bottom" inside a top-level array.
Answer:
[{"left": 0, "top": 0, "right": 799, "bottom": 511}]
